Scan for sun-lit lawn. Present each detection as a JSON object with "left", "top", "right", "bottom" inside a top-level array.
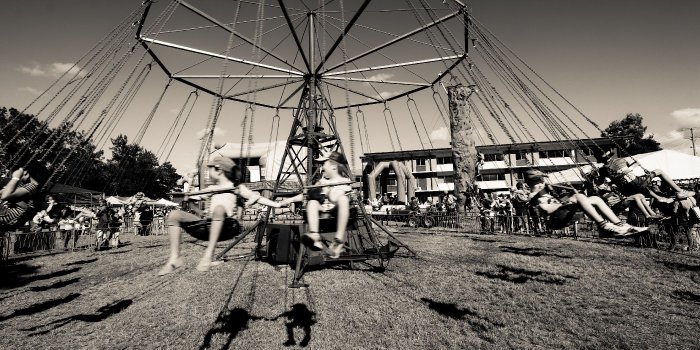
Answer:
[{"left": 1, "top": 230, "right": 699, "bottom": 349}]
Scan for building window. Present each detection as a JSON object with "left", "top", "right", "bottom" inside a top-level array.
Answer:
[
  {"left": 481, "top": 173, "right": 505, "bottom": 181},
  {"left": 415, "top": 158, "right": 427, "bottom": 172},
  {"left": 515, "top": 152, "right": 529, "bottom": 160},
  {"left": 436, "top": 156, "right": 452, "bottom": 165},
  {"left": 416, "top": 178, "right": 427, "bottom": 190},
  {"left": 539, "top": 150, "right": 567, "bottom": 158},
  {"left": 578, "top": 147, "right": 594, "bottom": 156},
  {"left": 483, "top": 153, "right": 504, "bottom": 162}
]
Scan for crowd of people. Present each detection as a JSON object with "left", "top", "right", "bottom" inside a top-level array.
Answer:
[
  {"left": 473, "top": 153, "right": 700, "bottom": 249},
  {"left": 3, "top": 147, "right": 699, "bottom": 266},
  {"left": 0, "top": 163, "right": 175, "bottom": 251}
]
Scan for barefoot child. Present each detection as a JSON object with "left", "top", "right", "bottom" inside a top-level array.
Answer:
[
  {"left": 159, "top": 156, "right": 282, "bottom": 275},
  {"left": 281, "top": 150, "right": 353, "bottom": 258}
]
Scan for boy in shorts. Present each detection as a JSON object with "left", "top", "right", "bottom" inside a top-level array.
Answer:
[
  {"left": 158, "top": 156, "right": 282, "bottom": 275},
  {"left": 525, "top": 169, "right": 647, "bottom": 237},
  {"left": 281, "top": 150, "right": 353, "bottom": 258}
]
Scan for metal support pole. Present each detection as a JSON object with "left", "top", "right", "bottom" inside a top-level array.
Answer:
[{"left": 692, "top": 128, "right": 696, "bottom": 156}]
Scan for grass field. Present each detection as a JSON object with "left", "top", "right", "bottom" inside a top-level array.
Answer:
[{"left": 1, "top": 231, "right": 699, "bottom": 350}]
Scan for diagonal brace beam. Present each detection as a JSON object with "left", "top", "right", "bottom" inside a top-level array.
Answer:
[
  {"left": 140, "top": 36, "right": 304, "bottom": 75},
  {"left": 322, "top": 8, "right": 463, "bottom": 74},
  {"left": 177, "top": 0, "right": 302, "bottom": 73}
]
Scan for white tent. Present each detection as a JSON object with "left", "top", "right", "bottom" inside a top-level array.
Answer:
[
  {"left": 546, "top": 164, "right": 600, "bottom": 185},
  {"left": 211, "top": 140, "right": 289, "bottom": 181},
  {"left": 155, "top": 198, "right": 178, "bottom": 207},
  {"left": 626, "top": 150, "right": 700, "bottom": 180},
  {"left": 105, "top": 196, "right": 125, "bottom": 206}
]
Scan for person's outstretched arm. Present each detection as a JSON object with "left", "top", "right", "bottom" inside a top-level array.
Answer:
[
  {"left": 236, "top": 184, "right": 281, "bottom": 208},
  {"left": 280, "top": 194, "right": 304, "bottom": 206},
  {"left": 1, "top": 168, "right": 29, "bottom": 201}
]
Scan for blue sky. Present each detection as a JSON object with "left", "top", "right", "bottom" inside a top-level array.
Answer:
[{"left": 1, "top": 0, "right": 699, "bottom": 174}]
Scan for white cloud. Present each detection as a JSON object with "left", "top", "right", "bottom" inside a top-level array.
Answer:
[
  {"left": 18, "top": 62, "right": 86, "bottom": 79},
  {"left": 364, "top": 73, "right": 394, "bottom": 85},
  {"left": 430, "top": 126, "right": 450, "bottom": 142},
  {"left": 671, "top": 108, "right": 700, "bottom": 128},
  {"left": 365, "top": 91, "right": 399, "bottom": 102},
  {"left": 18, "top": 87, "right": 41, "bottom": 95},
  {"left": 195, "top": 127, "right": 227, "bottom": 140},
  {"left": 19, "top": 64, "right": 45, "bottom": 77}
]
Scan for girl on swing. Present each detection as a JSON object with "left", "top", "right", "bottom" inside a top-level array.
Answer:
[
  {"left": 1, "top": 162, "right": 51, "bottom": 230},
  {"left": 280, "top": 149, "right": 353, "bottom": 259},
  {"left": 524, "top": 169, "right": 648, "bottom": 237},
  {"left": 158, "top": 156, "right": 283, "bottom": 275}
]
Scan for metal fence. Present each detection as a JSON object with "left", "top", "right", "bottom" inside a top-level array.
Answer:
[
  {"left": 1, "top": 226, "right": 100, "bottom": 260},
  {"left": 371, "top": 211, "right": 700, "bottom": 252},
  {"left": 3, "top": 210, "right": 698, "bottom": 261}
]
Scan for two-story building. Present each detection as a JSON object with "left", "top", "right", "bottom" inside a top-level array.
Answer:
[{"left": 360, "top": 137, "right": 621, "bottom": 202}]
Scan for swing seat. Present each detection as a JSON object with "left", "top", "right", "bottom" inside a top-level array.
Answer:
[{"left": 182, "top": 217, "right": 242, "bottom": 242}]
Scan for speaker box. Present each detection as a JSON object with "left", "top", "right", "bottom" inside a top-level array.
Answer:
[{"left": 265, "top": 224, "right": 300, "bottom": 264}]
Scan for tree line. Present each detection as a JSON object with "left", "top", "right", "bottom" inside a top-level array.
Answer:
[{"left": 0, "top": 107, "right": 180, "bottom": 199}]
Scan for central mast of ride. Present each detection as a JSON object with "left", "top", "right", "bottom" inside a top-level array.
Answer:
[
  {"left": 273, "top": 9, "right": 343, "bottom": 191},
  {"left": 306, "top": 11, "right": 318, "bottom": 184}
]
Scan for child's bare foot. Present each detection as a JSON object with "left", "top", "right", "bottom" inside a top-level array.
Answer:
[
  {"left": 196, "top": 257, "right": 223, "bottom": 272},
  {"left": 158, "top": 257, "right": 184, "bottom": 276}
]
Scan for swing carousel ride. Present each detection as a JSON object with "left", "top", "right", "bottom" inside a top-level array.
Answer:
[{"left": 2, "top": 0, "right": 631, "bottom": 284}]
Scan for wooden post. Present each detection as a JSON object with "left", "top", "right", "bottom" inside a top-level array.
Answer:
[{"left": 447, "top": 84, "right": 475, "bottom": 214}]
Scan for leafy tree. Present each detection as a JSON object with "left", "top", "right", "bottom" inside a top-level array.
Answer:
[
  {"left": 0, "top": 107, "right": 180, "bottom": 198},
  {"left": 601, "top": 113, "right": 661, "bottom": 156},
  {"left": 103, "top": 135, "right": 180, "bottom": 198}
]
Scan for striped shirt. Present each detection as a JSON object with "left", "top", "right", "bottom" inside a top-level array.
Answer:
[{"left": 0, "top": 182, "right": 40, "bottom": 226}]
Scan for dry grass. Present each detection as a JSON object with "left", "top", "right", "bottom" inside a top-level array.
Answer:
[{"left": 1, "top": 231, "right": 699, "bottom": 350}]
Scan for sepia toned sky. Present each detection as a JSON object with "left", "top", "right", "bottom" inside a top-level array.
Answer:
[{"left": 1, "top": 0, "right": 699, "bottom": 174}]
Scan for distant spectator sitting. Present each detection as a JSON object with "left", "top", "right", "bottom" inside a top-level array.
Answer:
[{"left": 1, "top": 162, "right": 51, "bottom": 230}]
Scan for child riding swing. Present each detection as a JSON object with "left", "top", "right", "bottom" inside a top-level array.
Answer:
[
  {"left": 524, "top": 169, "right": 648, "bottom": 237},
  {"left": 158, "top": 156, "right": 283, "bottom": 275},
  {"left": 1, "top": 162, "right": 52, "bottom": 231},
  {"left": 280, "top": 149, "right": 353, "bottom": 259}
]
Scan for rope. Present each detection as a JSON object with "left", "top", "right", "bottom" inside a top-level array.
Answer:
[
  {"left": 339, "top": 0, "right": 357, "bottom": 170},
  {"left": 406, "top": 96, "right": 434, "bottom": 148},
  {"left": 196, "top": 0, "right": 243, "bottom": 173},
  {"left": 383, "top": 105, "right": 396, "bottom": 151},
  {"left": 164, "top": 91, "right": 199, "bottom": 163}
]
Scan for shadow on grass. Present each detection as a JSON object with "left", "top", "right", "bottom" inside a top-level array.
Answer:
[
  {"left": 475, "top": 265, "right": 578, "bottom": 285},
  {"left": 467, "top": 236, "right": 504, "bottom": 243},
  {"left": 420, "top": 298, "right": 502, "bottom": 340},
  {"left": 29, "top": 278, "right": 80, "bottom": 292},
  {"left": 671, "top": 290, "right": 700, "bottom": 305},
  {"left": 65, "top": 258, "right": 98, "bottom": 266},
  {"left": 138, "top": 244, "right": 167, "bottom": 249},
  {"left": 270, "top": 303, "right": 316, "bottom": 347},
  {"left": 23, "top": 299, "right": 133, "bottom": 335},
  {"left": 107, "top": 250, "right": 132, "bottom": 255},
  {"left": 500, "top": 246, "right": 572, "bottom": 259},
  {"left": 659, "top": 261, "right": 700, "bottom": 272},
  {"left": 0, "top": 266, "right": 81, "bottom": 290},
  {"left": 199, "top": 257, "right": 256, "bottom": 350},
  {"left": 0, "top": 293, "right": 81, "bottom": 322},
  {"left": 200, "top": 308, "right": 264, "bottom": 350}
]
